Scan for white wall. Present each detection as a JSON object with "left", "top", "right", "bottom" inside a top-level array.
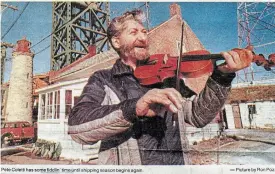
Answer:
[
  {"left": 239, "top": 101, "right": 275, "bottom": 129},
  {"left": 225, "top": 101, "right": 275, "bottom": 129}
]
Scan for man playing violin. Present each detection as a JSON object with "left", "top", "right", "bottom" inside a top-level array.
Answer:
[{"left": 68, "top": 10, "right": 253, "bottom": 165}]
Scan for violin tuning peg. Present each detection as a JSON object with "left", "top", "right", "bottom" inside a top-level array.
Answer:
[
  {"left": 245, "top": 45, "right": 254, "bottom": 51},
  {"left": 268, "top": 53, "right": 275, "bottom": 65},
  {"left": 264, "top": 66, "right": 271, "bottom": 71},
  {"left": 255, "top": 60, "right": 263, "bottom": 66},
  {"left": 259, "top": 53, "right": 265, "bottom": 58}
]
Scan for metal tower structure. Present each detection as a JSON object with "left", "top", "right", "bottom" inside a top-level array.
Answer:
[
  {"left": 51, "top": 2, "right": 110, "bottom": 70},
  {"left": 237, "top": 2, "right": 275, "bottom": 82}
]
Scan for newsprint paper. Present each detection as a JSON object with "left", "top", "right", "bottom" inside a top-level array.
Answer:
[{"left": 1, "top": 1, "right": 275, "bottom": 174}]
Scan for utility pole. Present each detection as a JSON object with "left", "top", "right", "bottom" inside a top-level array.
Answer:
[
  {"left": 1, "top": 3, "right": 18, "bottom": 13},
  {"left": 1, "top": 42, "right": 14, "bottom": 121},
  {"left": 1, "top": 2, "right": 18, "bottom": 84},
  {"left": 1, "top": 3, "right": 17, "bottom": 121},
  {"left": 1, "top": 42, "right": 14, "bottom": 85}
]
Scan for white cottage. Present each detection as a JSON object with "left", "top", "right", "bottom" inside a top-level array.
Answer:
[{"left": 224, "top": 82, "right": 275, "bottom": 130}]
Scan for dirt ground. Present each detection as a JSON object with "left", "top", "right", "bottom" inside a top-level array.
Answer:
[
  {"left": 189, "top": 136, "right": 236, "bottom": 164},
  {"left": 1, "top": 136, "right": 236, "bottom": 165},
  {"left": 1, "top": 150, "right": 98, "bottom": 165}
]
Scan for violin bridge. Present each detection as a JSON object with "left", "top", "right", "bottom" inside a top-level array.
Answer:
[{"left": 163, "top": 54, "right": 169, "bottom": 64}]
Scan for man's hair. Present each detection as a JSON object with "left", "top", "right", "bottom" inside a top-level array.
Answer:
[{"left": 107, "top": 9, "right": 144, "bottom": 51}]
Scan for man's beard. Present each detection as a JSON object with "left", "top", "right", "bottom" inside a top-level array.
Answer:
[{"left": 120, "top": 42, "right": 149, "bottom": 61}]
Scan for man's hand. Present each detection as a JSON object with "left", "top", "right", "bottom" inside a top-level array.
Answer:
[
  {"left": 219, "top": 47, "right": 254, "bottom": 73},
  {"left": 136, "top": 88, "right": 183, "bottom": 117}
]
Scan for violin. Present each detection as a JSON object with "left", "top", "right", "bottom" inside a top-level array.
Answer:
[{"left": 134, "top": 47, "right": 275, "bottom": 86}]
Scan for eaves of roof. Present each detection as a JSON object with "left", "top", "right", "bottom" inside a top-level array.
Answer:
[
  {"left": 226, "top": 84, "right": 275, "bottom": 103},
  {"left": 49, "top": 49, "right": 119, "bottom": 83}
]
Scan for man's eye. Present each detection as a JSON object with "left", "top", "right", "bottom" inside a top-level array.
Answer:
[{"left": 130, "top": 30, "right": 137, "bottom": 35}]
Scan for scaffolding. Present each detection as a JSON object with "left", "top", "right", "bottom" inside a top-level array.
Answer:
[{"left": 51, "top": 2, "right": 110, "bottom": 70}]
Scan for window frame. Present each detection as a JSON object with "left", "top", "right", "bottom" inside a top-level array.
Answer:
[
  {"left": 248, "top": 104, "right": 257, "bottom": 114},
  {"left": 40, "top": 90, "right": 60, "bottom": 121}
]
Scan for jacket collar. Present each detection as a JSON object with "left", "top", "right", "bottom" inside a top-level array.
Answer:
[{"left": 111, "top": 59, "right": 134, "bottom": 77}]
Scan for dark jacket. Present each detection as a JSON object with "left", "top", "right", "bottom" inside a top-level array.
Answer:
[{"left": 68, "top": 58, "right": 234, "bottom": 165}]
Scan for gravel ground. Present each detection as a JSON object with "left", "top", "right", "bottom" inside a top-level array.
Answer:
[
  {"left": 0, "top": 136, "right": 238, "bottom": 165},
  {"left": 189, "top": 136, "right": 237, "bottom": 165},
  {"left": 1, "top": 144, "right": 97, "bottom": 165}
]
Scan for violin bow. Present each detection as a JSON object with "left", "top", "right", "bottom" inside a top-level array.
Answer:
[
  {"left": 176, "top": 22, "right": 185, "bottom": 91},
  {"left": 172, "top": 22, "right": 185, "bottom": 127},
  {"left": 176, "top": 21, "right": 191, "bottom": 164}
]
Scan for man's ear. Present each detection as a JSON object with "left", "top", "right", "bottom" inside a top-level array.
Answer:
[{"left": 111, "top": 37, "right": 120, "bottom": 50}]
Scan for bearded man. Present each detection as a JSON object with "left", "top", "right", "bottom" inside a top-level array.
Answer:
[{"left": 68, "top": 10, "right": 253, "bottom": 165}]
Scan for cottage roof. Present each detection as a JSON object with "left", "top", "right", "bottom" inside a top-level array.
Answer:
[
  {"left": 226, "top": 84, "right": 275, "bottom": 103},
  {"left": 33, "top": 75, "right": 49, "bottom": 96},
  {"left": 49, "top": 49, "right": 119, "bottom": 82}
]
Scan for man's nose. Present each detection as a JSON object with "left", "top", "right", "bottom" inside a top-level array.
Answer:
[{"left": 137, "top": 32, "right": 147, "bottom": 41}]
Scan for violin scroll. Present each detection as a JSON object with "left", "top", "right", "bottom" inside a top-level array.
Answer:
[{"left": 252, "top": 53, "right": 275, "bottom": 71}]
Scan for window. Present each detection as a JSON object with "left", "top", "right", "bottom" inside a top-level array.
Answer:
[
  {"left": 248, "top": 104, "right": 256, "bottom": 114},
  {"left": 10, "top": 123, "right": 18, "bottom": 128},
  {"left": 54, "top": 91, "right": 60, "bottom": 119},
  {"left": 40, "top": 94, "right": 46, "bottom": 120},
  {"left": 46, "top": 92, "right": 53, "bottom": 119},
  {"left": 22, "top": 122, "right": 30, "bottom": 128},
  {"left": 65, "top": 90, "right": 72, "bottom": 118},
  {"left": 40, "top": 91, "right": 60, "bottom": 120}
]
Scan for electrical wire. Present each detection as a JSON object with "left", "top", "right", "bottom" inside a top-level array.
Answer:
[
  {"left": 1, "top": 2, "right": 29, "bottom": 39},
  {"left": 31, "top": 33, "right": 52, "bottom": 49},
  {"left": 30, "top": 17, "right": 72, "bottom": 49},
  {"left": 34, "top": 45, "right": 50, "bottom": 56}
]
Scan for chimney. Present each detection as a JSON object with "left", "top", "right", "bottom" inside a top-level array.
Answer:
[
  {"left": 88, "top": 45, "right": 97, "bottom": 57},
  {"left": 169, "top": 3, "right": 182, "bottom": 18}
]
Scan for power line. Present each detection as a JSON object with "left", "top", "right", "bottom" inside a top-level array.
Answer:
[
  {"left": 1, "top": 2, "right": 29, "bottom": 39},
  {"left": 31, "top": 33, "right": 52, "bottom": 48},
  {"left": 30, "top": 17, "right": 72, "bottom": 49},
  {"left": 34, "top": 45, "right": 50, "bottom": 56}
]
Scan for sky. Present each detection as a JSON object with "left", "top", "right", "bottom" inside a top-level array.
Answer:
[{"left": 1, "top": 2, "right": 274, "bottom": 82}]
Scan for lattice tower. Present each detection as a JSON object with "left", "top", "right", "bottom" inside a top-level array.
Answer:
[
  {"left": 237, "top": 2, "right": 275, "bottom": 82},
  {"left": 51, "top": 2, "right": 110, "bottom": 70}
]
